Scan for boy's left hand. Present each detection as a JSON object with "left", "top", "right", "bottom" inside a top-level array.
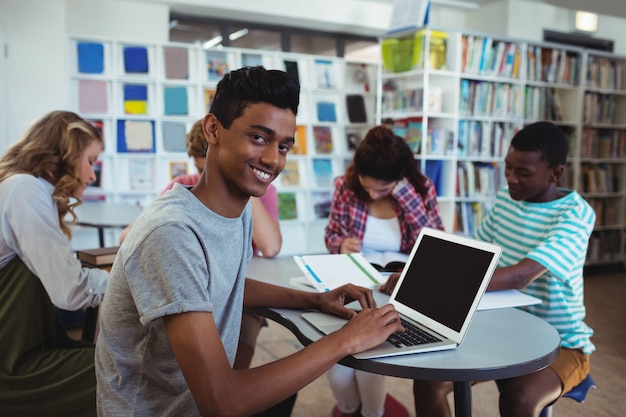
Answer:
[{"left": 318, "top": 284, "right": 376, "bottom": 319}]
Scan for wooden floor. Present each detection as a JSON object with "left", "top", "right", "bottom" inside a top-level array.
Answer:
[{"left": 251, "top": 268, "right": 626, "bottom": 417}]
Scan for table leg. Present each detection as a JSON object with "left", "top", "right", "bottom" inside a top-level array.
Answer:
[{"left": 453, "top": 381, "right": 472, "bottom": 417}]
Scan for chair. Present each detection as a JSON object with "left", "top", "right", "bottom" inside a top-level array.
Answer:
[{"left": 539, "top": 374, "right": 596, "bottom": 417}]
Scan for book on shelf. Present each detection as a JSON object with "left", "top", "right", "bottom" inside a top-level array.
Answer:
[
  {"left": 345, "top": 94, "right": 367, "bottom": 123},
  {"left": 204, "top": 88, "right": 216, "bottom": 113},
  {"left": 129, "top": 158, "right": 155, "bottom": 190},
  {"left": 277, "top": 192, "right": 298, "bottom": 220},
  {"left": 78, "top": 80, "right": 109, "bottom": 114},
  {"left": 292, "top": 125, "right": 307, "bottom": 155},
  {"left": 346, "top": 62, "right": 371, "bottom": 92},
  {"left": 316, "top": 101, "right": 337, "bottom": 122},
  {"left": 88, "top": 160, "right": 103, "bottom": 188},
  {"left": 283, "top": 60, "right": 300, "bottom": 84},
  {"left": 77, "top": 246, "right": 119, "bottom": 266},
  {"left": 123, "top": 84, "right": 148, "bottom": 115},
  {"left": 206, "top": 50, "right": 229, "bottom": 82},
  {"left": 311, "top": 191, "right": 332, "bottom": 219},
  {"left": 362, "top": 251, "right": 409, "bottom": 273},
  {"left": 312, "top": 158, "right": 333, "bottom": 188},
  {"left": 314, "top": 59, "right": 337, "bottom": 89},
  {"left": 293, "top": 253, "right": 385, "bottom": 292},
  {"left": 345, "top": 129, "right": 363, "bottom": 151},
  {"left": 162, "top": 122, "right": 187, "bottom": 152},
  {"left": 313, "top": 126, "right": 333, "bottom": 154},
  {"left": 117, "top": 120, "right": 155, "bottom": 153},
  {"left": 280, "top": 160, "right": 301, "bottom": 187},
  {"left": 163, "top": 46, "right": 189, "bottom": 80},
  {"left": 123, "top": 46, "right": 149, "bottom": 74},
  {"left": 163, "top": 86, "right": 188, "bottom": 115},
  {"left": 169, "top": 161, "right": 188, "bottom": 179},
  {"left": 77, "top": 41, "right": 104, "bottom": 74}
]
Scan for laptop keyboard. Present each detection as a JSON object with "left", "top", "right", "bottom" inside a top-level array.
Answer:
[{"left": 387, "top": 318, "right": 442, "bottom": 348}]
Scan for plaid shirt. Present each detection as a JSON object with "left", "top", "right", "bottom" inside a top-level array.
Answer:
[{"left": 325, "top": 176, "right": 444, "bottom": 254}]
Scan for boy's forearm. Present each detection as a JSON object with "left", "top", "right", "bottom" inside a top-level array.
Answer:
[{"left": 243, "top": 278, "right": 321, "bottom": 310}]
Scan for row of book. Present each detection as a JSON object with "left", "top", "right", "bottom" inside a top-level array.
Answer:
[
  {"left": 586, "top": 230, "right": 623, "bottom": 263},
  {"left": 583, "top": 93, "right": 617, "bottom": 125},
  {"left": 524, "top": 86, "right": 564, "bottom": 122},
  {"left": 381, "top": 81, "right": 444, "bottom": 114},
  {"left": 587, "top": 198, "right": 623, "bottom": 227},
  {"left": 459, "top": 79, "right": 522, "bottom": 117},
  {"left": 585, "top": 56, "right": 624, "bottom": 91},
  {"left": 461, "top": 36, "right": 521, "bottom": 78},
  {"left": 456, "top": 162, "right": 499, "bottom": 198},
  {"left": 454, "top": 201, "right": 493, "bottom": 237},
  {"left": 580, "top": 164, "right": 622, "bottom": 194},
  {"left": 580, "top": 128, "right": 626, "bottom": 159},
  {"left": 457, "top": 120, "right": 514, "bottom": 158},
  {"left": 526, "top": 46, "right": 580, "bottom": 85}
]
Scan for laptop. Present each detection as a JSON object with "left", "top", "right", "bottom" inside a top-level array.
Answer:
[{"left": 302, "top": 227, "right": 502, "bottom": 359}]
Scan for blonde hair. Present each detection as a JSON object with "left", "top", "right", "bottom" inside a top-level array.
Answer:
[
  {"left": 0, "top": 111, "right": 103, "bottom": 238},
  {"left": 185, "top": 119, "right": 208, "bottom": 158}
]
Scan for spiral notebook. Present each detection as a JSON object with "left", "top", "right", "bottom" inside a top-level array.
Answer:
[{"left": 302, "top": 228, "right": 502, "bottom": 359}]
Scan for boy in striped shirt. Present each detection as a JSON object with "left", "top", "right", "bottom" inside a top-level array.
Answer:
[{"left": 412, "top": 121, "right": 595, "bottom": 417}]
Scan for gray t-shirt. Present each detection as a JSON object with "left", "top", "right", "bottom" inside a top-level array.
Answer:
[{"left": 96, "top": 184, "right": 253, "bottom": 416}]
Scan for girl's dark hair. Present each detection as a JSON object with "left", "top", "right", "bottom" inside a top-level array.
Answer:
[
  {"left": 345, "top": 125, "right": 428, "bottom": 201},
  {"left": 510, "top": 121, "right": 568, "bottom": 167},
  {"left": 209, "top": 66, "right": 300, "bottom": 128}
]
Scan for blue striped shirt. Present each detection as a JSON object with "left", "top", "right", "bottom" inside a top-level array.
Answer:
[{"left": 476, "top": 187, "right": 596, "bottom": 354}]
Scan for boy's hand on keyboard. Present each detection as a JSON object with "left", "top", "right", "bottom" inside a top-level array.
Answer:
[
  {"left": 338, "top": 304, "right": 405, "bottom": 354},
  {"left": 318, "top": 283, "right": 376, "bottom": 319}
]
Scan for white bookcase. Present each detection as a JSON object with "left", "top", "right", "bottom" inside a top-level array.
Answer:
[
  {"left": 68, "top": 36, "right": 378, "bottom": 255},
  {"left": 378, "top": 28, "right": 626, "bottom": 267}
]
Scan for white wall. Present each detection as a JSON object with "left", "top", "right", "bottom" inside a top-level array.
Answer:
[
  {"left": 0, "top": 0, "right": 168, "bottom": 151},
  {"left": 0, "top": 0, "right": 67, "bottom": 150}
]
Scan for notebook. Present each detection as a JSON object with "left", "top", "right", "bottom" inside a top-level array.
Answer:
[{"left": 302, "top": 227, "right": 502, "bottom": 359}]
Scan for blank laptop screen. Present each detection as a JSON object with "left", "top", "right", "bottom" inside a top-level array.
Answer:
[{"left": 394, "top": 234, "right": 495, "bottom": 332}]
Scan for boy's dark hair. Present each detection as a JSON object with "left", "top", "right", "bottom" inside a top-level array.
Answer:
[
  {"left": 209, "top": 66, "right": 300, "bottom": 128},
  {"left": 345, "top": 125, "right": 428, "bottom": 201},
  {"left": 510, "top": 121, "right": 568, "bottom": 167}
]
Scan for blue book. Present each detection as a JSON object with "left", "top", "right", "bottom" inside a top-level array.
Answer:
[
  {"left": 77, "top": 42, "right": 104, "bottom": 74},
  {"left": 163, "top": 87, "right": 188, "bottom": 115},
  {"left": 123, "top": 46, "right": 149, "bottom": 73},
  {"left": 425, "top": 160, "right": 443, "bottom": 196}
]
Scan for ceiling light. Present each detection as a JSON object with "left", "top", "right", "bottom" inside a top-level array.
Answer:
[
  {"left": 574, "top": 10, "right": 598, "bottom": 32},
  {"left": 202, "top": 29, "right": 249, "bottom": 49}
]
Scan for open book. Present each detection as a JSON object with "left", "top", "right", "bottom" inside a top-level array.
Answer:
[
  {"left": 361, "top": 251, "right": 410, "bottom": 272},
  {"left": 293, "top": 253, "right": 385, "bottom": 292}
]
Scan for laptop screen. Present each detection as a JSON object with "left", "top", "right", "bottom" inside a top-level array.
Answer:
[{"left": 394, "top": 234, "right": 496, "bottom": 332}]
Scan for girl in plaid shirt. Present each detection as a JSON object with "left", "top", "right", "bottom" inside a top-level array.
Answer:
[{"left": 324, "top": 125, "right": 444, "bottom": 417}]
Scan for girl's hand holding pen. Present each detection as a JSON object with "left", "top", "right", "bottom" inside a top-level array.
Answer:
[{"left": 340, "top": 237, "right": 362, "bottom": 254}]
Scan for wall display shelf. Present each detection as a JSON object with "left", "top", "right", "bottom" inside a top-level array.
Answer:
[
  {"left": 378, "top": 28, "right": 626, "bottom": 266},
  {"left": 69, "top": 37, "right": 378, "bottom": 255}
]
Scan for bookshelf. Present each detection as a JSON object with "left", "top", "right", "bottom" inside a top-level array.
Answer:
[
  {"left": 378, "top": 28, "right": 626, "bottom": 267},
  {"left": 69, "top": 37, "right": 378, "bottom": 255},
  {"left": 578, "top": 50, "right": 626, "bottom": 266}
]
